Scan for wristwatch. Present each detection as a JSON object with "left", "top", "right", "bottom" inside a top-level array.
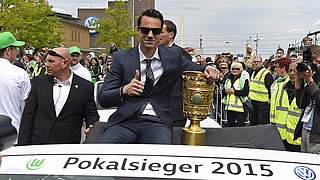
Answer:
[{"left": 306, "top": 80, "right": 315, "bottom": 86}]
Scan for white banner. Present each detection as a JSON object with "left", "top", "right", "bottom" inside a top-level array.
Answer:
[{"left": 0, "top": 144, "right": 319, "bottom": 180}]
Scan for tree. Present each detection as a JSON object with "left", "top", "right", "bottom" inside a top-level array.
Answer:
[
  {"left": 95, "top": 0, "right": 138, "bottom": 49},
  {"left": 0, "top": 0, "right": 63, "bottom": 50}
]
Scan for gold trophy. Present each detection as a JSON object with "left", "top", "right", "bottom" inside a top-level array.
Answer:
[{"left": 181, "top": 71, "right": 214, "bottom": 146}]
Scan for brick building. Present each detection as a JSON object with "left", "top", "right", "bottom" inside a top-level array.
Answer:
[
  {"left": 55, "top": 13, "right": 90, "bottom": 50},
  {"left": 78, "top": 0, "right": 155, "bottom": 51}
]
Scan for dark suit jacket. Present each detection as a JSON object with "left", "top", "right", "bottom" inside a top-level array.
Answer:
[
  {"left": 172, "top": 43, "right": 192, "bottom": 61},
  {"left": 18, "top": 73, "right": 99, "bottom": 145},
  {"left": 170, "top": 43, "right": 193, "bottom": 126},
  {"left": 98, "top": 44, "right": 204, "bottom": 128},
  {"left": 13, "top": 59, "right": 25, "bottom": 70}
]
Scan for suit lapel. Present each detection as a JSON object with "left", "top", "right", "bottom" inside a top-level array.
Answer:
[
  {"left": 46, "top": 76, "right": 57, "bottom": 118},
  {"left": 130, "top": 46, "right": 141, "bottom": 81}
]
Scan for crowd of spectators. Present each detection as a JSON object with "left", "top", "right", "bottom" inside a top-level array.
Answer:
[
  {"left": 0, "top": 12, "right": 319, "bottom": 155},
  {"left": 12, "top": 43, "right": 116, "bottom": 83},
  {"left": 186, "top": 36, "right": 320, "bottom": 154}
]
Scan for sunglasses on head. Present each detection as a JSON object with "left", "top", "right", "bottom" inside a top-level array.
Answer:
[
  {"left": 139, "top": 27, "right": 162, "bottom": 35},
  {"left": 46, "top": 50, "right": 65, "bottom": 60}
]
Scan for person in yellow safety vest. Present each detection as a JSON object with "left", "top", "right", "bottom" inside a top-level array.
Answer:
[
  {"left": 270, "top": 58, "right": 291, "bottom": 131},
  {"left": 270, "top": 58, "right": 291, "bottom": 140},
  {"left": 32, "top": 52, "right": 47, "bottom": 78},
  {"left": 249, "top": 57, "right": 274, "bottom": 125},
  {"left": 283, "top": 62, "right": 301, "bottom": 152},
  {"left": 224, "top": 62, "right": 249, "bottom": 127}
]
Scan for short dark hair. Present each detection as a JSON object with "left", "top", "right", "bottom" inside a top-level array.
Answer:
[
  {"left": 290, "top": 54, "right": 297, "bottom": 58},
  {"left": 137, "top": 9, "right": 164, "bottom": 29},
  {"left": 205, "top": 57, "right": 212, "bottom": 63},
  {"left": 277, "top": 48, "right": 284, "bottom": 53},
  {"left": 164, "top": 20, "right": 177, "bottom": 40}
]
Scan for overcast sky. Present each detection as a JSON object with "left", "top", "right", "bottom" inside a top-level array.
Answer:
[{"left": 48, "top": 0, "right": 320, "bottom": 58}]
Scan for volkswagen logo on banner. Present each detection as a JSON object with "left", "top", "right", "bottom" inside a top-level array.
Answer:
[
  {"left": 294, "top": 166, "right": 316, "bottom": 180},
  {"left": 84, "top": 16, "right": 100, "bottom": 34}
]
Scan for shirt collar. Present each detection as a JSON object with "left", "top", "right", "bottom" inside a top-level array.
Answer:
[
  {"left": 138, "top": 43, "right": 160, "bottom": 62},
  {"left": 168, "top": 42, "right": 175, "bottom": 47},
  {"left": 277, "top": 75, "right": 288, "bottom": 83},
  {"left": 70, "top": 63, "right": 80, "bottom": 70},
  {"left": 54, "top": 72, "right": 73, "bottom": 86}
]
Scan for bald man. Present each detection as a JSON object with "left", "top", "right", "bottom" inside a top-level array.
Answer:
[{"left": 18, "top": 48, "right": 99, "bottom": 145}]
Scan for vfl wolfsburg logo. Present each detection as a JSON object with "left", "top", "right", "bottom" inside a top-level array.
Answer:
[{"left": 26, "top": 158, "right": 45, "bottom": 170}]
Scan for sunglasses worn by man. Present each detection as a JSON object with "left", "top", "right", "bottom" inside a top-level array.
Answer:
[
  {"left": 139, "top": 27, "right": 162, "bottom": 35},
  {"left": 45, "top": 50, "right": 65, "bottom": 60}
]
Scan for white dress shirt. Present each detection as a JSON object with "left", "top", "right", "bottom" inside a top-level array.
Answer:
[
  {"left": 138, "top": 44, "right": 163, "bottom": 116},
  {"left": 70, "top": 63, "right": 92, "bottom": 82},
  {"left": 0, "top": 58, "right": 31, "bottom": 132},
  {"left": 53, "top": 73, "right": 73, "bottom": 117}
]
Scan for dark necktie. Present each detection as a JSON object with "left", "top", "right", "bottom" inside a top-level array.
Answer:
[
  {"left": 136, "top": 59, "right": 155, "bottom": 115},
  {"left": 144, "top": 58, "right": 155, "bottom": 94}
]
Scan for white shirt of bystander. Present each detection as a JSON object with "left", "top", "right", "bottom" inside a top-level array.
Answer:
[
  {"left": 70, "top": 63, "right": 92, "bottom": 82},
  {"left": 0, "top": 58, "right": 31, "bottom": 132}
]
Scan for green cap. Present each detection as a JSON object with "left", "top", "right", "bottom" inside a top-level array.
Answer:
[
  {"left": 69, "top": 46, "right": 81, "bottom": 55},
  {"left": 0, "top": 32, "right": 25, "bottom": 49}
]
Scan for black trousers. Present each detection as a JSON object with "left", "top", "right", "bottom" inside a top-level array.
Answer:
[
  {"left": 283, "top": 140, "right": 301, "bottom": 152},
  {"left": 249, "top": 99, "right": 270, "bottom": 126},
  {"left": 227, "top": 110, "right": 246, "bottom": 127}
]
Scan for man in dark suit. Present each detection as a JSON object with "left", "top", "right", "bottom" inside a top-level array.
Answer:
[
  {"left": 97, "top": 9, "right": 219, "bottom": 144},
  {"left": 160, "top": 19, "right": 192, "bottom": 127},
  {"left": 160, "top": 20, "right": 192, "bottom": 61},
  {"left": 18, "top": 48, "right": 99, "bottom": 145}
]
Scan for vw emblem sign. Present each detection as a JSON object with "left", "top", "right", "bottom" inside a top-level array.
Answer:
[
  {"left": 84, "top": 16, "right": 100, "bottom": 34},
  {"left": 294, "top": 166, "right": 316, "bottom": 180}
]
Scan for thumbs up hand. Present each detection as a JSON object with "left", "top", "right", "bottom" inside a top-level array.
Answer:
[{"left": 122, "top": 70, "right": 145, "bottom": 96}]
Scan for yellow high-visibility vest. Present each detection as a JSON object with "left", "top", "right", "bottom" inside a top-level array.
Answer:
[
  {"left": 224, "top": 78, "right": 246, "bottom": 112},
  {"left": 286, "top": 98, "right": 301, "bottom": 145},
  {"left": 249, "top": 68, "right": 270, "bottom": 102},
  {"left": 272, "top": 81, "right": 289, "bottom": 140},
  {"left": 34, "top": 64, "right": 47, "bottom": 77},
  {"left": 270, "top": 76, "right": 289, "bottom": 123}
]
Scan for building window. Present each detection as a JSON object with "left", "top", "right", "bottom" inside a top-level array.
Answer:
[
  {"left": 78, "top": 32, "right": 80, "bottom": 42},
  {"left": 71, "top": 30, "right": 74, "bottom": 42}
]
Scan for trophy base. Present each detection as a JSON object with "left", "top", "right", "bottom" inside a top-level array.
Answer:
[{"left": 181, "top": 126, "right": 206, "bottom": 146}]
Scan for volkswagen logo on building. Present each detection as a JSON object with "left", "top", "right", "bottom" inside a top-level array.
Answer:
[
  {"left": 84, "top": 16, "right": 100, "bottom": 34},
  {"left": 294, "top": 166, "right": 316, "bottom": 180}
]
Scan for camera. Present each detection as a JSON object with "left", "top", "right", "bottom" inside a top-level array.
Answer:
[{"left": 296, "top": 46, "right": 313, "bottom": 72}]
